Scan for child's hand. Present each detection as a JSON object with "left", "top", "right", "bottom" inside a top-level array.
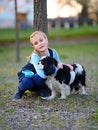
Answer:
[
  {"left": 66, "top": 64, "right": 73, "bottom": 71},
  {"left": 57, "top": 63, "right": 63, "bottom": 69}
]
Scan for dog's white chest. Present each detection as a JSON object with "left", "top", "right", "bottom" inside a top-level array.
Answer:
[
  {"left": 46, "top": 76, "right": 60, "bottom": 90},
  {"left": 69, "top": 71, "right": 75, "bottom": 85}
]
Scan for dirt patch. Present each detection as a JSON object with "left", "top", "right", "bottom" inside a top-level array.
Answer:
[{"left": 0, "top": 91, "right": 98, "bottom": 130}]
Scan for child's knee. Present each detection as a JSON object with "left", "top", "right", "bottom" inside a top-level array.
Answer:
[
  {"left": 19, "top": 77, "right": 34, "bottom": 91},
  {"left": 33, "top": 74, "right": 45, "bottom": 86}
]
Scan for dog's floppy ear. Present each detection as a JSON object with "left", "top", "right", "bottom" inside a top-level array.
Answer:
[
  {"left": 42, "top": 57, "right": 57, "bottom": 76},
  {"left": 46, "top": 56, "right": 58, "bottom": 67}
]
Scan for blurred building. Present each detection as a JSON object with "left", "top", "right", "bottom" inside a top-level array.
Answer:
[
  {"left": 0, "top": 0, "right": 33, "bottom": 29},
  {"left": 0, "top": 0, "right": 96, "bottom": 29},
  {"left": 0, "top": 0, "right": 79, "bottom": 29},
  {"left": 48, "top": 17, "right": 79, "bottom": 29}
]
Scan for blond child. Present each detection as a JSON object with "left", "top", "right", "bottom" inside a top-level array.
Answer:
[{"left": 13, "top": 31, "right": 73, "bottom": 100}]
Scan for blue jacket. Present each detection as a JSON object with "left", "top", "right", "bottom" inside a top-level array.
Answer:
[{"left": 18, "top": 48, "right": 58, "bottom": 82}]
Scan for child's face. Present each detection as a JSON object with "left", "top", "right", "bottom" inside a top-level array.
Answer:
[{"left": 31, "top": 34, "right": 48, "bottom": 52}]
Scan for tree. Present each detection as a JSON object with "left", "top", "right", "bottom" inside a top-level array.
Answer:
[
  {"left": 76, "top": 0, "right": 90, "bottom": 24},
  {"left": 88, "top": 0, "right": 98, "bottom": 22},
  {"left": 55, "top": 0, "right": 90, "bottom": 24},
  {"left": 15, "top": 0, "right": 20, "bottom": 62},
  {"left": 33, "top": 0, "right": 48, "bottom": 35},
  {"left": 55, "top": 0, "right": 75, "bottom": 14}
]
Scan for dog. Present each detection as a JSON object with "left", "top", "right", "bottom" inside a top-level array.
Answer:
[{"left": 38, "top": 56, "right": 87, "bottom": 100}]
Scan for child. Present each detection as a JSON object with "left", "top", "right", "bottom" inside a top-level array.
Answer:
[{"left": 13, "top": 31, "right": 73, "bottom": 101}]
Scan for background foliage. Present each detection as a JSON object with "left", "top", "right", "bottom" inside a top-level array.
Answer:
[{"left": 0, "top": 25, "right": 98, "bottom": 44}]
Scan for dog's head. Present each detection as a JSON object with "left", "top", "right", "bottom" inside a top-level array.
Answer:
[{"left": 38, "top": 56, "right": 58, "bottom": 76}]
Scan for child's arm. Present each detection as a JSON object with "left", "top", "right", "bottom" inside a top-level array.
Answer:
[
  {"left": 66, "top": 64, "right": 73, "bottom": 71},
  {"left": 53, "top": 49, "right": 73, "bottom": 71},
  {"left": 57, "top": 63, "right": 63, "bottom": 69},
  {"left": 30, "top": 53, "right": 47, "bottom": 79},
  {"left": 57, "top": 63, "right": 73, "bottom": 71}
]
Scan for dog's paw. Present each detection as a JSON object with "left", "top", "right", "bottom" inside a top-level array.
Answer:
[
  {"left": 81, "top": 92, "right": 88, "bottom": 95},
  {"left": 60, "top": 96, "right": 66, "bottom": 99},
  {"left": 41, "top": 96, "right": 55, "bottom": 100},
  {"left": 41, "top": 97, "right": 48, "bottom": 100}
]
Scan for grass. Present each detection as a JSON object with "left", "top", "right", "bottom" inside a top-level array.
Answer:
[
  {"left": 90, "top": 109, "right": 98, "bottom": 127},
  {"left": 0, "top": 29, "right": 33, "bottom": 44},
  {"left": 0, "top": 41, "right": 98, "bottom": 129},
  {"left": 49, "top": 25, "right": 98, "bottom": 40},
  {"left": 0, "top": 24, "right": 98, "bottom": 44}
]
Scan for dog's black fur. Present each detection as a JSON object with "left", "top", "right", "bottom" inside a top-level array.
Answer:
[
  {"left": 39, "top": 56, "right": 87, "bottom": 99},
  {"left": 55, "top": 64, "right": 86, "bottom": 92},
  {"left": 40, "top": 56, "right": 57, "bottom": 76}
]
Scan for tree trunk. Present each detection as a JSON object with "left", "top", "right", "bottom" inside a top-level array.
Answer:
[{"left": 33, "top": 0, "right": 48, "bottom": 35}]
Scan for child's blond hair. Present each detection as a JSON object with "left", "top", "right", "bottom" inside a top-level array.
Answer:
[
  {"left": 27, "top": 31, "right": 48, "bottom": 62},
  {"left": 30, "top": 31, "right": 47, "bottom": 44}
]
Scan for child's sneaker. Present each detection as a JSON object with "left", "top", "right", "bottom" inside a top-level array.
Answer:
[
  {"left": 13, "top": 90, "right": 24, "bottom": 101},
  {"left": 36, "top": 89, "right": 50, "bottom": 98}
]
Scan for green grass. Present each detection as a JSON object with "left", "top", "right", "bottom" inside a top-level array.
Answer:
[
  {"left": 0, "top": 41, "right": 98, "bottom": 129},
  {"left": 49, "top": 25, "right": 98, "bottom": 40},
  {"left": 0, "top": 29, "right": 33, "bottom": 44},
  {"left": 88, "top": 108, "right": 98, "bottom": 130},
  {"left": 0, "top": 24, "right": 98, "bottom": 44}
]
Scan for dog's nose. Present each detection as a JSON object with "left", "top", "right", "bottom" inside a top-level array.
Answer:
[{"left": 38, "top": 61, "right": 41, "bottom": 65}]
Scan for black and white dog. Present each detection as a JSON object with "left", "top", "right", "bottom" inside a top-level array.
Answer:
[{"left": 38, "top": 56, "right": 87, "bottom": 100}]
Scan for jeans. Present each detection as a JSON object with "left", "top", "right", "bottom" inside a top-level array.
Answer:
[{"left": 18, "top": 74, "right": 45, "bottom": 93}]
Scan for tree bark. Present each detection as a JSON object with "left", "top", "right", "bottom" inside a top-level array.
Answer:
[{"left": 33, "top": 0, "right": 48, "bottom": 35}]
